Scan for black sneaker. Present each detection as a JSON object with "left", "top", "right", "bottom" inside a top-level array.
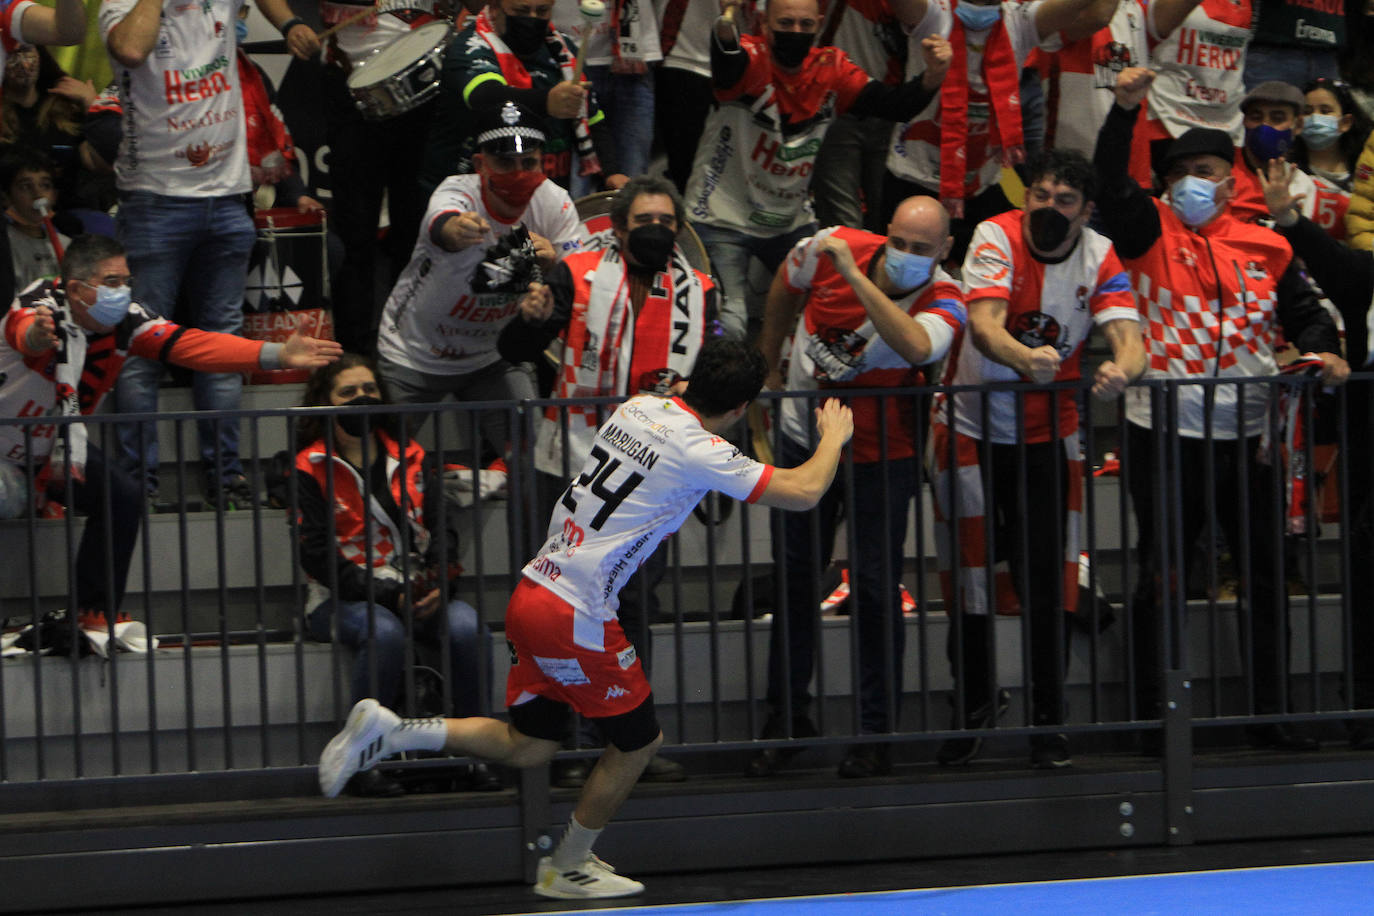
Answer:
[
  {"left": 746, "top": 714, "right": 818, "bottom": 777},
  {"left": 1030, "top": 733, "right": 1072, "bottom": 769},
  {"left": 639, "top": 754, "right": 687, "bottom": 783},
  {"left": 837, "top": 742, "right": 892, "bottom": 778},
  {"left": 204, "top": 471, "right": 252, "bottom": 511},
  {"left": 936, "top": 688, "right": 1011, "bottom": 767}
]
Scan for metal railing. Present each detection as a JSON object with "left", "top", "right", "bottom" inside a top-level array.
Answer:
[{"left": 0, "top": 372, "right": 1369, "bottom": 790}]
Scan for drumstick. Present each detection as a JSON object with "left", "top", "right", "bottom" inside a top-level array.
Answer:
[
  {"left": 318, "top": 4, "right": 379, "bottom": 41},
  {"left": 572, "top": 0, "right": 606, "bottom": 83}
]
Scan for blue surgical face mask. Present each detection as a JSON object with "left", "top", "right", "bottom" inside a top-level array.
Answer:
[
  {"left": 235, "top": 18, "right": 249, "bottom": 44},
  {"left": 954, "top": 1, "right": 1003, "bottom": 30},
  {"left": 884, "top": 246, "right": 935, "bottom": 291},
  {"left": 1168, "top": 174, "right": 1222, "bottom": 228},
  {"left": 86, "top": 284, "right": 132, "bottom": 326},
  {"left": 1301, "top": 114, "right": 1342, "bottom": 150},
  {"left": 1244, "top": 123, "right": 1293, "bottom": 163}
]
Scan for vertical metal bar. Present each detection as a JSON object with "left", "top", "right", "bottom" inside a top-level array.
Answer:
[
  {"left": 1336, "top": 383, "right": 1354, "bottom": 713},
  {"left": 213, "top": 417, "right": 233, "bottom": 769},
  {"left": 323, "top": 422, "right": 343, "bottom": 723},
  {"left": 1301, "top": 379, "right": 1319, "bottom": 709},
  {"left": 1082, "top": 386, "right": 1100, "bottom": 723},
  {"left": 1235, "top": 382, "right": 1255, "bottom": 715},
  {"left": 62, "top": 417, "right": 81, "bottom": 777},
  {"left": 911, "top": 387, "right": 930, "bottom": 733},
  {"left": 138, "top": 416, "right": 157, "bottom": 774},
  {"left": 1118, "top": 400, "right": 1136, "bottom": 722},
  {"left": 875, "top": 394, "right": 896, "bottom": 733},
  {"left": 99, "top": 421, "right": 121, "bottom": 775},
  {"left": 23, "top": 427, "right": 40, "bottom": 779},
  {"left": 1014, "top": 391, "right": 1032, "bottom": 732},
  {"left": 1202, "top": 385, "right": 1220, "bottom": 717},
  {"left": 841, "top": 405, "right": 861, "bottom": 735},
  {"left": 175, "top": 418, "right": 194, "bottom": 772},
  {"left": 287, "top": 416, "right": 308, "bottom": 765},
  {"left": 249, "top": 417, "right": 269, "bottom": 767}
]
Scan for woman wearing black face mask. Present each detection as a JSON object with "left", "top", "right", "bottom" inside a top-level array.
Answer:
[{"left": 291, "top": 354, "right": 498, "bottom": 795}]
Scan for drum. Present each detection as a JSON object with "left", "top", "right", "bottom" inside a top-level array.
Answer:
[{"left": 346, "top": 21, "right": 454, "bottom": 120}]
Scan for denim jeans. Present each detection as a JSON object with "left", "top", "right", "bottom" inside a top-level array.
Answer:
[
  {"left": 768, "top": 435, "right": 918, "bottom": 734},
  {"left": 308, "top": 597, "right": 484, "bottom": 716},
  {"left": 693, "top": 222, "right": 817, "bottom": 341},
  {"left": 114, "top": 191, "right": 256, "bottom": 493},
  {"left": 812, "top": 114, "right": 894, "bottom": 233},
  {"left": 572, "top": 65, "right": 655, "bottom": 198}
]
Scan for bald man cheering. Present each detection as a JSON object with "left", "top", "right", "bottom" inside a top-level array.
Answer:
[{"left": 751, "top": 196, "right": 968, "bottom": 778}]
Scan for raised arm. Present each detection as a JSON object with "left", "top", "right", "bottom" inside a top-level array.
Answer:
[
  {"left": 254, "top": 0, "right": 322, "bottom": 60},
  {"left": 757, "top": 265, "right": 808, "bottom": 390},
  {"left": 1093, "top": 67, "right": 1162, "bottom": 260},
  {"left": 1034, "top": 0, "right": 1104, "bottom": 43},
  {"left": 106, "top": 0, "right": 167, "bottom": 69},
  {"left": 817, "top": 233, "right": 935, "bottom": 366},
  {"left": 17, "top": 0, "right": 85, "bottom": 47},
  {"left": 754, "top": 398, "right": 854, "bottom": 510}
]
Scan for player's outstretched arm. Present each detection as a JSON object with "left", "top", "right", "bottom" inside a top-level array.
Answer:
[{"left": 755, "top": 399, "right": 854, "bottom": 511}]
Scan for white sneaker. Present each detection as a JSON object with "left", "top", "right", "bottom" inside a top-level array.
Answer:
[
  {"left": 318, "top": 698, "right": 400, "bottom": 798},
  {"left": 534, "top": 855, "right": 645, "bottom": 899}
]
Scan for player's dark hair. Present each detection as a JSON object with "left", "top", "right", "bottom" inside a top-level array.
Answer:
[
  {"left": 681, "top": 336, "right": 766, "bottom": 417},
  {"left": 1024, "top": 148, "right": 1100, "bottom": 203},
  {"left": 60, "top": 233, "right": 125, "bottom": 289},
  {"left": 609, "top": 175, "right": 686, "bottom": 231}
]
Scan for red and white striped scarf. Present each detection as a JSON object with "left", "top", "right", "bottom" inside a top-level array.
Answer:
[{"left": 930, "top": 421, "right": 1083, "bottom": 616}]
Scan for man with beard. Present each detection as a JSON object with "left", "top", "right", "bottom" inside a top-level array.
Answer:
[
  {"left": 375, "top": 103, "right": 580, "bottom": 461},
  {"left": 686, "top": 0, "right": 951, "bottom": 340},
  {"left": 930, "top": 148, "right": 1143, "bottom": 769},
  {"left": 498, "top": 175, "right": 715, "bottom": 786},
  {"left": 419, "top": 0, "right": 627, "bottom": 201}
]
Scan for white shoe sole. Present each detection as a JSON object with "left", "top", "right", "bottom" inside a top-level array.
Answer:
[
  {"left": 318, "top": 699, "right": 390, "bottom": 798},
  {"left": 533, "top": 857, "right": 644, "bottom": 899}
]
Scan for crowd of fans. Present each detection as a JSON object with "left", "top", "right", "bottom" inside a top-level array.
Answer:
[{"left": 3, "top": 0, "right": 1374, "bottom": 798}]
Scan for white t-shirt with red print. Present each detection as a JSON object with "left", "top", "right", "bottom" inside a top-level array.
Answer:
[{"left": 99, "top": 0, "right": 251, "bottom": 196}]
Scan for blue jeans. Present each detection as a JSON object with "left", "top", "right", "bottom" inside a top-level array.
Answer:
[
  {"left": 572, "top": 65, "right": 655, "bottom": 198},
  {"left": 768, "top": 435, "right": 918, "bottom": 734},
  {"left": 114, "top": 191, "right": 256, "bottom": 492},
  {"left": 693, "top": 222, "right": 817, "bottom": 340},
  {"left": 308, "top": 597, "right": 485, "bottom": 716}
]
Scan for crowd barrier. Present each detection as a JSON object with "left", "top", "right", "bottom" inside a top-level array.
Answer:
[{"left": 0, "top": 373, "right": 1371, "bottom": 907}]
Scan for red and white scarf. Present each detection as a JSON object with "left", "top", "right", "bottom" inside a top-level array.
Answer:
[
  {"left": 535, "top": 246, "right": 708, "bottom": 474},
  {"left": 238, "top": 51, "right": 295, "bottom": 187},
  {"left": 939, "top": 7, "right": 1024, "bottom": 219},
  {"left": 474, "top": 9, "right": 600, "bottom": 176},
  {"left": 930, "top": 421, "right": 1083, "bottom": 616}
]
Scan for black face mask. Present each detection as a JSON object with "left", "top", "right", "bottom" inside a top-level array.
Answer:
[
  {"left": 338, "top": 395, "right": 384, "bottom": 439},
  {"left": 626, "top": 224, "right": 676, "bottom": 271},
  {"left": 502, "top": 15, "right": 549, "bottom": 56},
  {"left": 770, "top": 30, "right": 815, "bottom": 68},
  {"left": 1027, "top": 206, "right": 1074, "bottom": 253}
]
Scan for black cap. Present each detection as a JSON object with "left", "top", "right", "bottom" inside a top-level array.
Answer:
[
  {"left": 473, "top": 101, "right": 545, "bottom": 154},
  {"left": 1240, "top": 81, "right": 1306, "bottom": 114},
  {"left": 1161, "top": 128, "right": 1235, "bottom": 173}
]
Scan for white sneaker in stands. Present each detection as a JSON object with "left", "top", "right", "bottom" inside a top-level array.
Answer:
[
  {"left": 534, "top": 855, "right": 645, "bottom": 899},
  {"left": 318, "top": 699, "right": 399, "bottom": 798}
]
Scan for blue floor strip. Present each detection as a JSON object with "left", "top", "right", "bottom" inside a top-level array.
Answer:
[{"left": 524, "top": 861, "right": 1374, "bottom": 916}]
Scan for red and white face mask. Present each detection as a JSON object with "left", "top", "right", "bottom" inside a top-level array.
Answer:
[{"left": 484, "top": 168, "right": 546, "bottom": 211}]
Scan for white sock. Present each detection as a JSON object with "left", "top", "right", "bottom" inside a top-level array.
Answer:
[
  {"left": 386, "top": 716, "right": 448, "bottom": 754},
  {"left": 550, "top": 815, "right": 603, "bottom": 870}
]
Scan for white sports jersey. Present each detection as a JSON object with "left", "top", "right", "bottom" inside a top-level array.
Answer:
[
  {"left": 376, "top": 173, "right": 582, "bottom": 376},
  {"left": 885, "top": 0, "right": 1048, "bottom": 194},
  {"left": 1050, "top": 0, "right": 1152, "bottom": 163},
  {"left": 553, "top": 0, "right": 661, "bottom": 67},
  {"left": 654, "top": 0, "right": 714, "bottom": 78},
  {"left": 99, "top": 0, "right": 251, "bottom": 197},
  {"left": 1145, "top": 0, "right": 1252, "bottom": 144},
  {"left": 523, "top": 394, "right": 773, "bottom": 621}
]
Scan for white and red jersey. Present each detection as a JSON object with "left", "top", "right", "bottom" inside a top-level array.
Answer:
[
  {"left": 1231, "top": 157, "right": 1351, "bottom": 241},
  {"left": 99, "top": 0, "right": 251, "bottom": 197},
  {"left": 0, "top": 280, "right": 277, "bottom": 468},
  {"left": 684, "top": 35, "right": 871, "bottom": 236},
  {"left": 0, "top": 0, "right": 37, "bottom": 104},
  {"left": 941, "top": 210, "right": 1137, "bottom": 444},
  {"left": 376, "top": 173, "right": 581, "bottom": 376},
  {"left": 654, "top": 0, "right": 714, "bottom": 78},
  {"left": 827, "top": 0, "right": 906, "bottom": 85},
  {"left": 778, "top": 226, "right": 966, "bottom": 463},
  {"left": 886, "top": 0, "right": 1050, "bottom": 196},
  {"left": 1047, "top": 0, "right": 1152, "bottom": 186},
  {"left": 523, "top": 394, "right": 773, "bottom": 621},
  {"left": 553, "top": 0, "right": 662, "bottom": 67},
  {"left": 1144, "top": 0, "right": 1252, "bottom": 144}
]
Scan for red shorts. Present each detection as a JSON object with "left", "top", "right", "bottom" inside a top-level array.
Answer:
[{"left": 503, "top": 578, "right": 652, "bottom": 719}]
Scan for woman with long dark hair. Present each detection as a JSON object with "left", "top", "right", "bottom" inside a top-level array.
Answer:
[{"left": 294, "top": 354, "right": 497, "bottom": 793}]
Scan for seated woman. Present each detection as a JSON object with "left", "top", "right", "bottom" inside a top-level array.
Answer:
[{"left": 294, "top": 354, "right": 498, "bottom": 793}]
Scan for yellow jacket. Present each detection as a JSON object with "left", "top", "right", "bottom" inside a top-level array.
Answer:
[{"left": 1349, "top": 129, "right": 1374, "bottom": 250}]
